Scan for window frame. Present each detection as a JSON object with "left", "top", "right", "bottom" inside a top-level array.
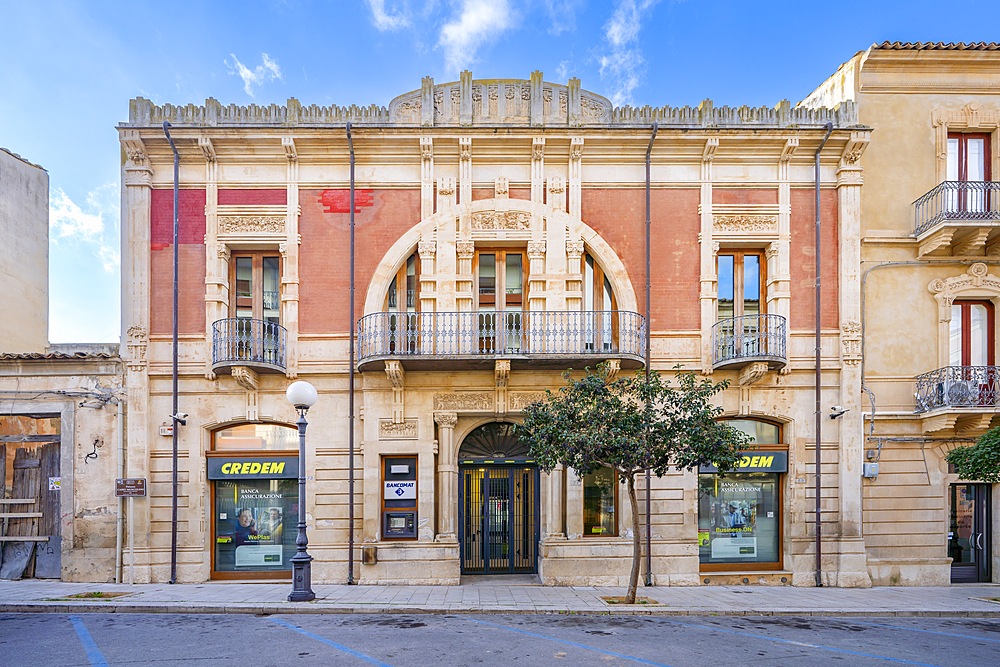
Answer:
[
  {"left": 229, "top": 251, "right": 282, "bottom": 323},
  {"left": 582, "top": 466, "right": 619, "bottom": 538},
  {"left": 716, "top": 250, "right": 766, "bottom": 321}
]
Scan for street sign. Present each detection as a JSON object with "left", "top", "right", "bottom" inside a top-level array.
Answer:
[{"left": 115, "top": 478, "right": 147, "bottom": 497}]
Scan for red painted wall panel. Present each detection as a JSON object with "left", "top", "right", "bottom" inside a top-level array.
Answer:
[
  {"left": 217, "top": 189, "right": 287, "bottom": 206},
  {"left": 150, "top": 189, "right": 206, "bottom": 335},
  {"left": 581, "top": 188, "right": 701, "bottom": 331},
  {"left": 714, "top": 189, "right": 778, "bottom": 205},
  {"left": 299, "top": 189, "right": 422, "bottom": 334},
  {"left": 789, "top": 188, "right": 839, "bottom": 330}
]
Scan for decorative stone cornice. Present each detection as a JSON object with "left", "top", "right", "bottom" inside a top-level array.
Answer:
[
  {"left": 282, "top": 136, "right": 297, "bottom": 161},
  {"left": 713, "top": 215, "right": 778, "bottom": 232},
  {"left": 929, "top": 263, "right": 1000, "bottom": 321},
  {"left": 199, "top": 136, "right": 216, "bottom": 162}
]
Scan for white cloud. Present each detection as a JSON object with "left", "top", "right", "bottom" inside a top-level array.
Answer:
[
  {"left": 543, "top": 0, "right": 582, "bottom": 36},
  {"left": 367, "top": 0, "right": 411, "bottom": 30},
  {"left": 50, "top": 183, "right": 120, "bottom": 273},
  {"left": 555, "top": 60, "right": 569, "bottom": 81},
  {"left": 437, "top": 0, "right": 514, "bottom": 74},
  {"left": 226, "top": 52, "right": 282, "bottom": 98},
  {"left": 598, "top": 0, "right": 660, "bottom": 107}
]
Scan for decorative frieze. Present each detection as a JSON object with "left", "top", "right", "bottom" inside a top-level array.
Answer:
[
  {"left": 433, "top": 392, "right": 493, "bottom": 411},
  {"left": 379, "top": 419, "right": 418, "bottom": 440},
  {"left": 713, "top": 215, "right": 778, "bottom": 232},
  {"left": 840, "top": 321, "right": 862, "bottom": 366},
  {"left": 508, "top": 391, "right": 548, "bottom": 412},
  {"left": 471, "top": 210, "right": 531, "bottom": 230},
  {"left": 218, "top": 216, "right": 285, "bottom": 235}
]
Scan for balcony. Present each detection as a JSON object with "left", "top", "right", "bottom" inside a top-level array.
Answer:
[
  {"left": 913, "top": 181, "right": 1000, "bottom": 257},
  {"left": 356, "top": 310, "right": 646, "bottom": 372},
  {"left": 211, "top": 318, "right": 287, "bottom": 374},
  {"left": 712, "top": 314, "right": 787, "bottom": 372},
  {"left": 915, "top": 365, "right": 1000, "bottom": 435}
]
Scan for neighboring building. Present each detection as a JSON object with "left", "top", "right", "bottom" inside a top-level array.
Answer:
[
  {"left": 803, "top": 41, "right": 1000, "bottom": 585},
  {"left": 119, "top": 73, "right": 871, "bottom": 587},
  {"left": 0, "top": 147, "right": 48, "bottom": 353},
  {"left": 0, "top": 148, "right": 124, "bottom": 583}
]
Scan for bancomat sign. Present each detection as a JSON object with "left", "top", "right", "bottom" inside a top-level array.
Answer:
[
  {"left": 384, "top": 480, "right": 416, "bottom": 500},
  {"left": 382, "top": 456, "right": 417, "bottom": 539}
]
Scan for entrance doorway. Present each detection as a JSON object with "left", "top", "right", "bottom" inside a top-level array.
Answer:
[
  {"left": 458, "top": 422, "right": 539, "bottom": 575},
  {"left": 949, "top": 483, "right": 992, "bottom": 583}
]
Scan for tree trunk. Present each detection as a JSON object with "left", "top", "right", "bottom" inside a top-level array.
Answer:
[{"left": 626, "top": 473, "right": 640, "bottom": 604}]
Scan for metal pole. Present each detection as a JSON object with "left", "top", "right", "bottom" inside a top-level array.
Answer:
[
  {"left": 163, "top": 121, "right": 180, "bottom": 585},
  {"left": 289, "top": 408, "right": 315, "bottom": 601},
  {"left": 814, "top": 122, "right": 833, "bottom": 588},
  {"left": 644, "top": 123, "right": 657, "bottom": 587},
  {"left": 346, "top": 123, "right": 356, "bottom": 585}
]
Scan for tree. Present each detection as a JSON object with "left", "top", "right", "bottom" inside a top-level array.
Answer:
[
  {"left": 946, "top": 426, "right": 1000, "bottom": 484},
  {"left": 518, "top": 364, "right": 750, "bottom": 603}
]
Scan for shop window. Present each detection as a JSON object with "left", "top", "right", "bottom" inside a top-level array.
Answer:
[
  {"left": 209, "top": 423, "right": 298, "bottom": 579},
  {"left": 698, "top": 419, "right": 785, "bottom": 570},
  {"left": 583, "top": 467, "right": 618, "bottom": 537}
]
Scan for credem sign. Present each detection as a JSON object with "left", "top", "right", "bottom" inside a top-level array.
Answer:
[
  {"left": 699, "top": 451, "right": 788, "bottom": 474},
  {"left": 207, "top": 457, "right": 298, "bottom": 480}
]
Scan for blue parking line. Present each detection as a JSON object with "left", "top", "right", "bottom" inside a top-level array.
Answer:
[
  {"left": 856, "top": 620, "right": 1000, "bottom": 644},
  {"left": 467, "top": 618, "right": 674, "bottom": 667},
  {"left": 271, "top": 617, "right": 394, "bottom": 666},
  {"left": 69, "top": 616, "right": 110, "bottom": 667},
  {"left": 660, "top": 619, "right": 941, "bottom": 667}
]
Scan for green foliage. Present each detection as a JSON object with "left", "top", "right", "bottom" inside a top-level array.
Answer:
[
  {"left": 519, "top": 364, "right": 751, "bottom": 480},
  {"left": 946, "top": 426, "right": 1000, "bottom": 484}
]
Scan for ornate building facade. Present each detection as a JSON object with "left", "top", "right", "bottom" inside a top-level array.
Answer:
[
  {"left": 118, "top": 73, "right": 871, "bottom": 586},
  {"left": 804, "top": 42, "right": 1000, "bottom": 586}
]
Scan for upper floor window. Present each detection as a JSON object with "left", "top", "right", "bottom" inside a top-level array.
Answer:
[
  {"left": 386, "top": 253, "right": 419, "bottom": 313},
  {"left": 950, "top": 300, "right": 994, "bottom": 367},
  {"left": 718, "top": 251, "right": 763, "bottom": 321},
  {"left": 477, "top": 249, "right": 524, "bottom": 312},
  {"left": 232, "top": 253, "right": 280, "bottom": 324},
  {"left": 948, "top": 133, "right": 991, "bottom": 183}
]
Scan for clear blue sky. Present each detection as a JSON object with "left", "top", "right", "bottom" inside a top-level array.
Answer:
[{"left": 1, "top": 0, "right": 995, "bottom": 343}]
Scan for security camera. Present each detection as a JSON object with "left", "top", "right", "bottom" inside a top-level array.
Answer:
[
  {"left": 829, "top": 406, "right": 848, "bottom": 420},
  {"left": 172, "top": 412, "right": 188, "bottom": 426}
]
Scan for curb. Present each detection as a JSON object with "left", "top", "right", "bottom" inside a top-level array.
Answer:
[{"left": 3, "top": 602, "right": 1000, "bottom": 617}]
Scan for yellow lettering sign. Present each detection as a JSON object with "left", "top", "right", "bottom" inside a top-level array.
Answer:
[
  {"left": 221, "top": 463, "right": 232, "bottom": 474},
  {"left": 272, "top": 462, "right": 284, "bottom": 474}
]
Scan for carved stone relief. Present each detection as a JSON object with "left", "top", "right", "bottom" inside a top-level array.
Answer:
[
  {"left": 713, "top": 215, "right": 778, "bottom": 232},
  {"left": 508, "top": 391, "right": 548, "bottom": 412},
  {"left": 218, "top": 216, "right": 285, "bottom": 235},
  {"left": 379, "top": 419, "right": 418, "bottom": 439},
  {"left": 433, "top": 392, "right": 494, "bottom": 411},
  {"left": 471, "top": 211, "right": 530, "bottom": 230}
]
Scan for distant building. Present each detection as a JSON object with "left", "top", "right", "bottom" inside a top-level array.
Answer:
[
  {"left": 803, "top": 41, "right": 1000, "bottom": 586},
  {"left": 0, "top": 148, "right": 123, "bottom": 583},
  {"left": 0, "top": 147, "right": 48, "bottom": 353}
]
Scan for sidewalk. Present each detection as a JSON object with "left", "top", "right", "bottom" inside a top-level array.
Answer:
[{"left": 2, "top": 579, "right": 1000, "bottom": 616}]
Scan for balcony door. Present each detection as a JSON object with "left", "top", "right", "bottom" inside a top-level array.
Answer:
[
  {"left": 947, "top": 133, "right": 991, "bottom": 214},
  {"left": 584, "top": 253, "right": 618, "bottom": 352},
  {"left": 386, "top": 253, "right": 419, "bottom": 353},
  {"left": 949, "top": 300, "right": 995, "bottom": 406},
  {"left": 477, "top": 250, "right": 525, "bottom": 353},
  {"left": 228, "top": 253, "right": 281, "bottom": 364},
  {"left": 717, "top": 251, "right": 764, "bottom": 359}
]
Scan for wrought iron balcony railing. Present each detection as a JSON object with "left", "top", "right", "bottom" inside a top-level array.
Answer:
[
  {"left": 712, "top": 314, "right": 787, "bottom": 370},
  {"left": 212, "top": 317, "right": 287, "bottom": 373},
  {"left": 357, "top": 310, "right": 645, "bottom": 368},
  {"left": 913, "top": 181, "right": 1000, "bottom": 236},
  {"left": 914, "top": 365, "right": 1000, "bottom": 413}
]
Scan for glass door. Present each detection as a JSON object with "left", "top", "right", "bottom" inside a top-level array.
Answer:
[
  {"left": 947, "top": 132, "right": 991, "bottom": 214},
  {"left": 949, "top": 483, "right": 991, "bottom": 583}
]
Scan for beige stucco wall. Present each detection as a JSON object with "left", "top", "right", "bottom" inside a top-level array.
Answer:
[{"left": 0, "top": 147, "right": 48, "bottom": 353}]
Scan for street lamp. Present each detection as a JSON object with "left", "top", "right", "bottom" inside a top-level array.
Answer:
[{"left": 286, "top": 380, "right": 318, "bottom": 602}]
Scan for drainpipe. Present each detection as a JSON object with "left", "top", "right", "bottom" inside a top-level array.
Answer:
[
  {"left": 814, "top": 122, "right": 833, "bottom": 588},
  {"left": 346, "top": 123, "right": 356, "bottom": 585},
  {"left": 644, "top": 122, "right": 658, "bottom": 587},
  {"left": 163, "top": 121, "right": 181, "bottom": 584},
  {"left": 115, "top": 397, "right": 124, "bottom": 583}
]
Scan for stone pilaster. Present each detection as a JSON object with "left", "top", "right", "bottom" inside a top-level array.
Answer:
[
  {"left": 698, "top": 138, "right": 718, "bottom": 373},
  {"left": 434, "top": 412, "right": 459, "bottom": 541}
]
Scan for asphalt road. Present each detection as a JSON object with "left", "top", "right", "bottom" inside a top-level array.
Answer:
[{"left": 1, "top": 613, "right": 999, "bottom": 666}]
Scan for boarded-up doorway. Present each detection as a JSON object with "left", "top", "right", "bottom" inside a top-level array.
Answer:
[{"left": 0, "top": 415, "right": 61, "bottom": 580}]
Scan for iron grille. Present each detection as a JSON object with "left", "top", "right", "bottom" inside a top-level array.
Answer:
[
  {"left": 913, "top": 181, "right": 1000, "bottom": 236},
  {"left": 459, "top": 465, "right": 539, "bottom": 575},
  {"left": 914, "top": 365, "right": 1000, "bottom": 413},
  {"left": 212, "top": 318, "right": 287, "bottom": 371},
  {"left": 711, "top": 313, "right": 787, "bottom": 367}
]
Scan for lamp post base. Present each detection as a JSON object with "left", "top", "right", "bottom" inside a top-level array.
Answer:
[{"left": 288, "top": 555, "right": 315, "bottom": 602}]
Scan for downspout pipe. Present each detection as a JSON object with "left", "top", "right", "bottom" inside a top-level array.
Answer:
[
  {"left": 644, "top": 122, "right": 657, "bottom": 587},
  {"left": 346, "top": 123, "right": 356, "bottom": 585},
  {"left": 115, "top": 397, "right": 124, "bottom": 584},
  {"left": 163, "top": 121, "right": 181, "bottom": 585},
  {"left": 814, "top": 122, "right": 833, "bottom": 588}
]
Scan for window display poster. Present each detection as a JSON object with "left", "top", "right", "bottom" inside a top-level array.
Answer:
[
  {"left": 698, "top": 472, "right": 779, "bottom": 565},
  {"left": 214, "top": 479, "right": 298, "bottom": 573}
]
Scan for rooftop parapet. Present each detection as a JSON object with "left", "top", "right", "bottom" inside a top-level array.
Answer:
[{"left": 124, "top": 70, "right": 857, "bottom": 130}]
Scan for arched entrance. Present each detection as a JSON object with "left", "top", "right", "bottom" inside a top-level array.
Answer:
[{"left": 458, "top": 422, "right": 539, "bottom": 574}]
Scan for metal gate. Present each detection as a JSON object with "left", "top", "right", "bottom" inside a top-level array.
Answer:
[{"left": 459, "top": 465, "right": 539, "bottom": 574}]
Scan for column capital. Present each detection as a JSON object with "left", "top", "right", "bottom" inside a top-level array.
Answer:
[{"left": 434, "top": 411, "right": 458, "bottom": 429}]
